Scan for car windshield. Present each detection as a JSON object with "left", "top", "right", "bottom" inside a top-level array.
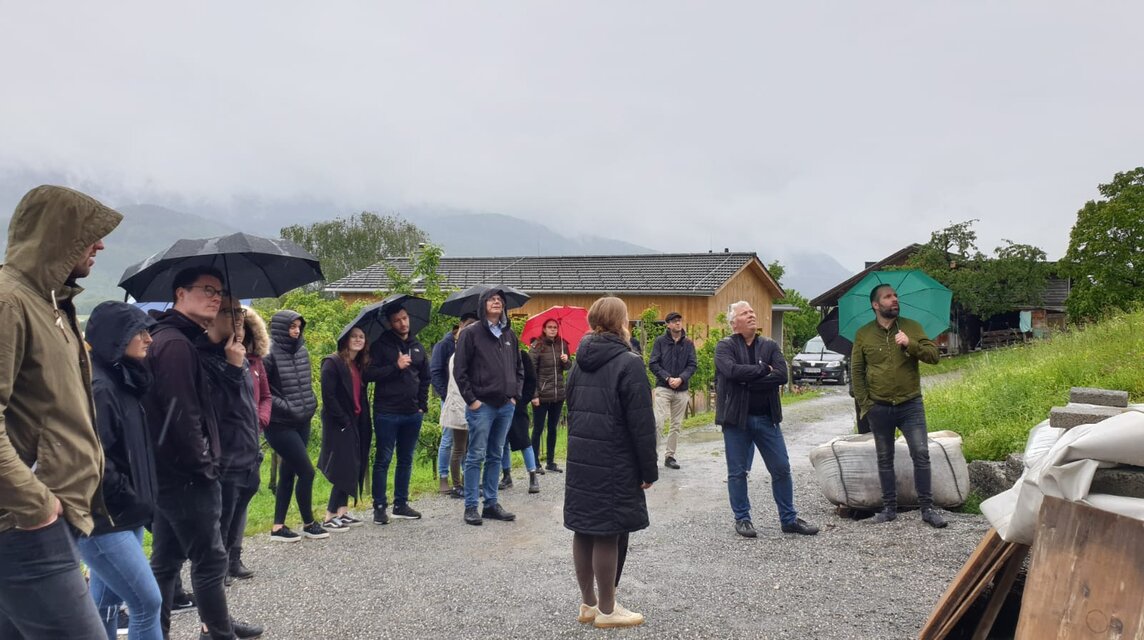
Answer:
[{"left": 803, "top": 337, "right": 828, "bottom": 353}]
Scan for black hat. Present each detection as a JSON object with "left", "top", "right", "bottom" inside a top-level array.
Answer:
[{"left": 665, "top": 312, "right": 682, "bottom": 322}]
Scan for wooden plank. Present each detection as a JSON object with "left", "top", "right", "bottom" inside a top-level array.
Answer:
[
  {"left": 933, "top": 542, "right": 1022, "bottom": 639},
  {"left": 970, "top": 545, "right": 1030, "bottom": 640},
  {"left": 1016, "top": 496, "right": 1144, "bottom": 639},
  {"left": 919, "top": 528, "right": 1006, "bottom": 639}
]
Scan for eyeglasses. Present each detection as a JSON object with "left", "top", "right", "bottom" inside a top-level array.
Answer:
[
  {"left": 220, "top": 308, "right": 246, "bottom": 317},
  {"left": 186, "top": 285, "right": 228, "bottom": 299}
]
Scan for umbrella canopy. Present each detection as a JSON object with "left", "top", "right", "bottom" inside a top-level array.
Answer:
[
  {"left": 837, "top": 269, "right": 952, "bottom": 341},
  {"left": 339, "top": 293, "right": 432, "bottom": 344},
  {"left": 815, "top": 307, "right": 852, "bottom": 357},
  {"left": 438, "top": 284, "right": 529, "bottom": 318},
  {"left": 519, "top": 306, "right": 590, "bottom": 355},
  {"left": 119, "top": 232, "right": 323, "bottom": 302}
]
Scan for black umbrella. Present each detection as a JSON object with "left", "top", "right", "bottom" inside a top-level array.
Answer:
[
  {"left": 338, "top": 301, "right": 388, "bottom": 345},
  {"left": 339, "top": 294, "right": 433, "bottom": 344},
  {"left": 119, "top": 232, "right": 323, "bottom": 302},
  {"left": 816, "top": 307, "right": 853, "bottom": 356},
  {"left": 438, "top": 284, "right": 529, "bottom": 318}
]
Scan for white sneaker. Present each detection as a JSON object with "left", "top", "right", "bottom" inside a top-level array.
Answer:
[
  {"left": 577, "top": 603, "right": 598, "bottom": 624},
  {"left": 593, "top": 602, "right": 644, "bottom": 628}
]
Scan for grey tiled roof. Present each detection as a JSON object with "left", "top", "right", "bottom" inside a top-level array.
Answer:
[{"left": 326, "top": 252, "right": 774, "bottom": 296}]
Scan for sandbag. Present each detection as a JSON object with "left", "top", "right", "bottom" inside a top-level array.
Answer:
[{"left": 810, "top": 430, "right": 971, "bottom": 509}]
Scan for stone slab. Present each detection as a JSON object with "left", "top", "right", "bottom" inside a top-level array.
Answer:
[
  {"left": 1069, "top": 387, "right": 1129, "bottom": 408},
  {"left": 1048, "top": 405, "right": 1126, "bottom": 430},
  {"left": 1091, "top": 465, "right": 1144, "bottom": 499}
]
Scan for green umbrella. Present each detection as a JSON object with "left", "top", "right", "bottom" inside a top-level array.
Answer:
[{"left": 838, "top": 269, "right": 952, "bottom": 341}]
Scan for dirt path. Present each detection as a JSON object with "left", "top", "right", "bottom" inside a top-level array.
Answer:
[{"left": 176, "top": 385, "right": 987, "bottom": 639}]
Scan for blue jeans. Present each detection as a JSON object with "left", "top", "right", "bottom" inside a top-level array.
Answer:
[
  {"left": 77, "top": 528, "right": 163, "bottom": 640},
  {"left": 463, "top": 402, "right": 514, "bottom": 509},
  {"left": 502, "top": 441, "right": 538, "bottom": 472},
  {"left": 373, "top": 412, "right": 424, "bottom": 509},
  {"left": 867, "top": 397, "right": 932, "bottom": 508},
  {"left": 437, "top": 420, "right": 454, "bottom": 479},
  {"left": 0, "top": 519, "right": 106, "bottom": 640},
  {"left": 722, "top": 415, "right": 797, "bottom": 525}
]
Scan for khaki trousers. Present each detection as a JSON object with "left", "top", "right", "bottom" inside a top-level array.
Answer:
[{"left": 653, "top": 386, "right": 688, "bottom": 458}]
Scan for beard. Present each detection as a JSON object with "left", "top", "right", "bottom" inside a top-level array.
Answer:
[{"left": 876, "top": 305, "right": 899, "bottom": 320}]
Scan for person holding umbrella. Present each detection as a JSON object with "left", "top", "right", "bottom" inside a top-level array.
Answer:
[
  {"left": 851, "top": 284, "right": 946, "bottom": 528},
  {"left": 529, "top": 319, "right": 572, "bottom": 473},
  {"left": 318, "top": 325, "right": 372, "bottom": 531},
  {"left": 364, "top": 298, "right": 431, "bottom": 525}
]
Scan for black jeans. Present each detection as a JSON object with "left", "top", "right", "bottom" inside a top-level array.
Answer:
[
  {"left": 0, "top": 519, "right": 106, "bottom": 640},
  {"left": 265, "top": 423, "right": 315, "bottom": 525},
  {"left": 867, "top": 397, "right": 932, "bottom": 509},
  {"left": 151, "top": 477, "right": 233, "bottom": 639},
  {"left": 219, "top": 463, "right": 260, "bottom": 563},
  {"left": 531, "top": 401, "right": 563, "bottom": 463}
]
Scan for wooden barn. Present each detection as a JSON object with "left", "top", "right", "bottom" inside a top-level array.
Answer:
[{"left": 325, "top": 251, "right": 786, "bottom": 339}]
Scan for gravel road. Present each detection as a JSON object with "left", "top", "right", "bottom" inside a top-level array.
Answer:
[{"left": 176, "top": 384, "right": 987, "bottom": 639}]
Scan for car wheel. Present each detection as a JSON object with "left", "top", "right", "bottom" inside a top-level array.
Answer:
[{"left": 840, "top": 368, "right": 850, "bottom": 385}]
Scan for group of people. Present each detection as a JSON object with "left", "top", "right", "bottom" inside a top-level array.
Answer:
[{"left": 0, "top": 185, "right": 948, "bottom": 638}]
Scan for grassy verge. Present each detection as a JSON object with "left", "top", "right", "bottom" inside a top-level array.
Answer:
[
  {"left": 924, "top": 310, "right": 1144, "bottom": 462},
  {"left": 921, "top": 351, "right": 988, "bottom": 377}
]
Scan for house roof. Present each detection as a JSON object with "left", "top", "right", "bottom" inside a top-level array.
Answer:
[
  {"left": 326, "top": 252, "right": 783, "bottom": 298},
  {"left": 809, "top": 244, "right": 922, "bottom": 307}
]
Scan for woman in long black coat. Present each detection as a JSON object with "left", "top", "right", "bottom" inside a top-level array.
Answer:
[
  {"left": 563, "top": 297, "right": 658, "bottom": 629},
  {"left": 500, "top": 349, "right": 542, "bottom": 494},
  {"left": 318, "top": 326, "right": 372, "bottom": 530}
]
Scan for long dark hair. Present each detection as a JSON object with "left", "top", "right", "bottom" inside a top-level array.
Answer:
[{"left": 337, "top": 329, "right": 371, "bottom": 370}]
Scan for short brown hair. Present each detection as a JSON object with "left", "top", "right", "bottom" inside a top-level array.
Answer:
[{"left": 587, "top": 296, "right": 630, "bottom": 341}]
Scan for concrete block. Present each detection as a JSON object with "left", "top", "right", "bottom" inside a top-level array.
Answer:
[
  {"left": 1048, "top": 405, "right": 1126, "bottom": 430},
  {"left": 1002, "top": 453, "right": 1025, "bottom": 483},
  {"left": 1091, "top": 466, "right": 1144, "bottom": 499},
  {"left": 968, "top": 460, "right": 1013, "bottom": 499},
  {"left": 1069, "top": 387, "right": 1129, "bottom": 407}
]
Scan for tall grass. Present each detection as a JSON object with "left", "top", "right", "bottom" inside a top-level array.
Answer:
[{"left": 924, "top": 310, "right": 1144, "bottom": 461}]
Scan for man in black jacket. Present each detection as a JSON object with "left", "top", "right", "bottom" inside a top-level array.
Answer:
[
  {"left": 365, "top": 305, "right": 431, "bottom": 524},
  {"left": 454, "top": 288, "right": 524, "bottom": 526},
  {"left": 648, "top": 312, "right": 696, "bottom": 470},
  {"left": 715, "top": 300, "right": 818, "bottom": 540},
  {"left": 145, "top": 267, "right": 261, "bottom": 640}
]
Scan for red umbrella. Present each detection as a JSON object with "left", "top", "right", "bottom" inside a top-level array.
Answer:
[{"left": 520, "top": 306, "right": 590, "bottom": 355}]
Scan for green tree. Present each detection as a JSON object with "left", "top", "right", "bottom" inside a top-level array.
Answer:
[
  {"left": 766, "top": 260, "right": 820, "bottom": 356},
  {"left": 1063, "top": 167, "right": 1144, "bottom": 320},
  {"left": 280, "top": 211, "right": 429, "bottom": 286}
]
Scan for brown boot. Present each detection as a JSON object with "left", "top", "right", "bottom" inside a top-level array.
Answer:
[{"left": 439, "top": 477, "right": 451, "bottom": 495}]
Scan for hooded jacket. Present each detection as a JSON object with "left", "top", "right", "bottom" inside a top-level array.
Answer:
[
  {"left": 365, "top": 330, "right": 430, "bottom": 414},
  {"left": 144, "top": 309, "right": 221, "bottom": 482},
  {"left": 86, "top": 302, "right": 158, "bottom": 534},
  {"left": 714, "top": 333, "right": 788, "bottom": 428},
  {"left": 0, "top": 185, "right": 121, "bottom": 534},
  {"left": 264, "top": 310, "right": 318, "bottom": 429},
  {"left": 242, "top": 306, "right": 272, "bottom": 430},
  {"left": 453, "top": 289, "right": 523, "bottom": 407},
  {"left": 563, "top": 332, "right": 659, "bottom": 536},
  {"left": 530, "top": 335, "right": 570, "bottom": 404}
]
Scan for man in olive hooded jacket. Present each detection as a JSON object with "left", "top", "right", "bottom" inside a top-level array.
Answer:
[{"left": 0, "top": 185, "right": 122, "bottom": 639}]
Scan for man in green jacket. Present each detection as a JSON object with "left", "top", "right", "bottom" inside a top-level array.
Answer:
[
  {"left": 851, "top": 283, "right": 947, "bottom": 529},
  {"left": 0, "top": 185, "right": 122, "bottom": 638}
]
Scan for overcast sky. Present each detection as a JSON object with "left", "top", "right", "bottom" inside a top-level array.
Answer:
[{"left": 2, "top": 2, "right": 1140, "bottom": 271}]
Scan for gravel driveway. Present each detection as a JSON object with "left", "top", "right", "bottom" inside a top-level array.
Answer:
[{"left": 176, "top": 385, "right": 987, "bottom": 639}]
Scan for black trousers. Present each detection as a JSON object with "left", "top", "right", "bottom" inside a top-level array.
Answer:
[
  {"left": 150, "top": 477, "right": 233, "bottom": 639},
  {"left": 531, "top": 401, "right": 563, "bottom": 462},
  {"left": 219, "top": 463, "right": 261, "bottom": 563},
  {"left": 265, "top": 423, "right": 316, "bottom": 525},
  {"left": 0, "top": 519, "right": 105, "bottom": 639}
]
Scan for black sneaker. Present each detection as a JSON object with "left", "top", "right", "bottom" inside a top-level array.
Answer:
[
  {"left": 269, "top": 526, "right": 300, "bottom": 543},
  {"left": 449, "top": 486, "right": 464, "bottom": 499},
  {"left": 498, "top": 472, "right": 513, "bottom": 490},
  {"left": 224, "top": 574, "right": 234, "bottom": 587},
  {"left": 464, "top": 506, "right": 482, "bottom": 526},
  {"left": 734, "top": 519, "right": 757, "bottom": 538},
  {"left": 921, "top": 508, "right": 948, "bottom": 529},
  {"left": 116, "top": 608, "right": 129, "bottom": 636},
  {"left": 321, "top": 518, "right": 349, "bottom": 532},
  {"left": 781, "top": 518, "right": 820, "bottom": 535},
  {"left": 545, "top": 462, "right": 564, "bottom": 473},
  {"left": 301, "top": 522, "right": 330, "bottom": 539},
  {"left": 873, "top": 507, "right": 898, "bottom": 524},
  {"left": 373, "top": 507, "right": 389, "bottom": 525},
  {"left": 336, "top": 514, "right": 363, "bottom": 527},
  {"left": 232, "top": 619, "right": 264, "bottom": 639},
  {"left": 171, "top": 592, "right": 196, "bottom": 614},
  {"left": 229, "top": 560, "right": 255, "bottom": 580},
  {"left": 482, "top": 503, "right": 516, "bottom": 521},
  {"left": 665, "top": 457, "right": 680, "bottom": 469},
  {"left": 391, "top": 503, "right": 422, "bottom": 520},
  {"left": 534, "top": 465, "right": 546, "bottom": 476}
]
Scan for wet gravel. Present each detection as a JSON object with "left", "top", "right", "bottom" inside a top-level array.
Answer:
[{"left": 175, "top": 386, "right": 988, "bottom": 639}]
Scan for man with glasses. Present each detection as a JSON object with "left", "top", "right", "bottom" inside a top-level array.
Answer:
[{"left": 145, "top": 267, "right": 262, "bottom": 639}]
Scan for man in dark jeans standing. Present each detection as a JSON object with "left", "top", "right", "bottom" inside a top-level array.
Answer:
[
  {"left": 145, "top": 267, "right": 262, "bottom": 639},
  {"left": 851, "top": 283, "right": 946, "bottom": 529},
  {"left": 0, "top": 186, "right": 121, "bottom": 639},
  {"left": 648, "top": 311, "right": 697, "bottom": 470},
  {"left": 366, "top": 304, "right": 431, "bottom": 525},
  {"left": 197, "top": 296, "right": 262, "bottom": 585}
]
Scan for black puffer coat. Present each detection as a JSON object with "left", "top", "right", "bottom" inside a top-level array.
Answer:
[
  {"left": 563, "top": 332, "right": 658, "bottom": 535},
  {"left": 530, "top": 335, "right": 570, "bottom": 403},
  {"left": 264, "top": 310, "right": 318, "bottom": 430},
  {"left": 86, "top": 301, "right": 158, "bottom": 534}
]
